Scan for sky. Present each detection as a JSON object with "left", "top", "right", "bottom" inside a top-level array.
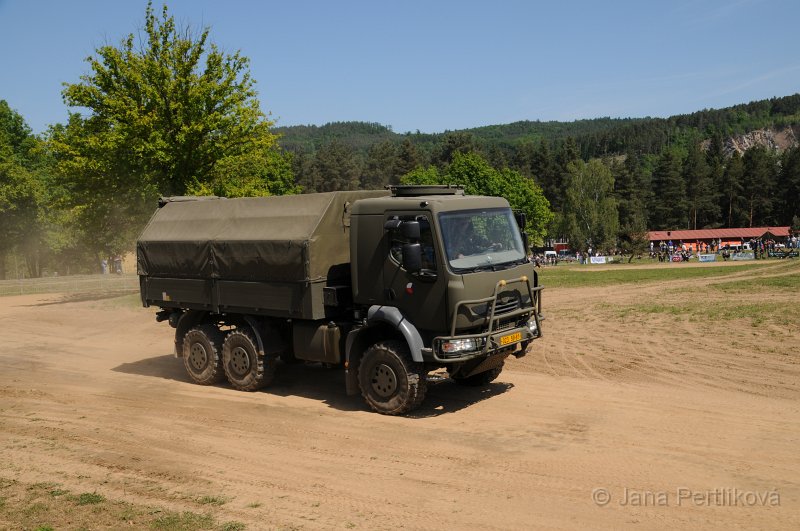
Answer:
[{"left": 1, "top": 0, "right": 799, "bottom": 135}]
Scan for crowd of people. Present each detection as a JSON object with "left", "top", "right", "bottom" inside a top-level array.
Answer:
[{"left": 533, "top": 233, "right": 798, "bottom": 267}]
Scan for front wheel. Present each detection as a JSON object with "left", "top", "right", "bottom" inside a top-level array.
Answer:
[{"left": 358, "top": 340, "right": 427, "bottom": 415}]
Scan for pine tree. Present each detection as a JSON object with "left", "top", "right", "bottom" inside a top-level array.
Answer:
[
  {"left": 718, "top": 152, "right": 745, "bottom": 227},
  {"left": 362, "top": 140, "right": 398, "bottom": 189},
  {"left": 683, "top": 144, "right": 719, "bottom": 228},
  {"left": 313, "top": 140, "right": 361, "bottom": 192},
  {"left": 778, "top": 146, "right": 800, "bottom": 226},
  {"left": 650, "top": 150, "right": 687, "bottom": 230},
  {"left": 395, "top": 138, "right": 422, "bottom": 177},
  {"left": 531, "top": 140, "right": 561, "bottom": 210},
  {"left": 741, "top": 146, "right": 778, "bottom": 226}
]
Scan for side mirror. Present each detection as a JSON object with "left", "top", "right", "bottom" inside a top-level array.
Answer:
[
  {"left": 400, "top": 220, "right": 420, "bottom": 240},
  {"left": 521, "top": 231, "right": 530, "bottom": 255},
  {"left": 402, "top": 243, "right": 422, "bottom": 273},
  {"left": 514, "top": 211, "right": 526, "bottom": 230}
]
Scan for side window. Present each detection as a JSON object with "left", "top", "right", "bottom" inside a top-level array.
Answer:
[{"left": 387, "top": 215, "right": 437, "bottom": 271}]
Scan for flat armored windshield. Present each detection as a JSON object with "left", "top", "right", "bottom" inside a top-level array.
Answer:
[{"left": 439, "top": 209, "right": 526, "bottom": 270}]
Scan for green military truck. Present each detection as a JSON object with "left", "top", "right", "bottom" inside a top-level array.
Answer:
[{"left": 137, "top": 185, "right": 543, "bottom": 415}]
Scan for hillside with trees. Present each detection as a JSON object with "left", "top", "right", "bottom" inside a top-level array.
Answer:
[{"left": 277, "top": 94, "right": 800, "bottom": 253}]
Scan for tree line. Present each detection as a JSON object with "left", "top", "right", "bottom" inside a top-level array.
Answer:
[{"left": 1, "top": 2, "right": 798, "bottom": 279}]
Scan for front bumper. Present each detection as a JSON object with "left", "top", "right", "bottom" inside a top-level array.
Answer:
[{"left": 428, "top": 275, "right": 543, "bottom": 363}]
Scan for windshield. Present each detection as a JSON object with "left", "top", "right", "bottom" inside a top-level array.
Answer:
[{"left": 439, "top": 209, "right": 527, "bottom": 271}]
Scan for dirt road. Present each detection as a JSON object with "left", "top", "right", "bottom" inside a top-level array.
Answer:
[{"left": 1, "top": 265, "right": 798, "bottom": 529}]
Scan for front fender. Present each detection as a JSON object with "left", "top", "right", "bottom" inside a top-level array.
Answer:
[
  {"left": 366, "top": 306, "right": 425, "bottom": 363},
  {"left": 343, "top": 306, "right": 425, "bottom": 396}
]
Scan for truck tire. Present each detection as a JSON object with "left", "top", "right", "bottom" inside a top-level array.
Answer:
[
  {"left": 182, "top": 324, "right": 226, "bottom": 385},
  {"left": 450, "top": 363, "right": 504, "bottom": 387},
  {"left": 222, "top": 327, "right": 275, "bottom": 391},
  {"left": 358, "top": 340, "right": 427, "bottom": 415}
]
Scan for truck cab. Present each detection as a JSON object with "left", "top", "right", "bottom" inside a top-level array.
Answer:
[{"left": 344, "top": 186, "right": 543, "bottom": 413}]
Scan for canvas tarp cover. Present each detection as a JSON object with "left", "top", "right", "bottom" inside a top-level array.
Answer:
[{"left": 137, "top": 191, "right": 388, "bottom": 282}]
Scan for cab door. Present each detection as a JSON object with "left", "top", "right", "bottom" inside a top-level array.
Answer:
[{"left": 382, "top": 212, "right": 447, "bottom": 334}]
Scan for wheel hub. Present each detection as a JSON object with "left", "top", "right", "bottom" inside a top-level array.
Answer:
[
  {"left": 371, "top": 363, "right": 398, "bottom": 398},
  {"left": 188, "top": 342, "right": 208, "bottom": 371},
  {"left": 230, "top": 346, "right": 251, "bottom": 376}
]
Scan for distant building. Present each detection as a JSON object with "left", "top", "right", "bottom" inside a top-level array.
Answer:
[{"left": 648, "top": 227, "right": 791, "bottom": 251}]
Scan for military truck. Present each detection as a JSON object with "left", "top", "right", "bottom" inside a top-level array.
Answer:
[{"left": 137, "top": 185, "right": 543, "bottom": 415}]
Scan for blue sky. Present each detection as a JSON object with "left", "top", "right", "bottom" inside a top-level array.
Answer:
[{"left": 1, "top": 0, "right": 798, "bottom": 135}]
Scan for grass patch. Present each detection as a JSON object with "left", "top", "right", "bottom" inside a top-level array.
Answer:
[
  {"left": 196, "top": 495, "right": 227, "bottom": 506},
  {"left": 151, "top": 510, "right": 215, "bottom": 530},
  {"left": 76, "top": 492, "right": 105, "bottom": 505},
  {"left": 0, "top": 478, "right": 237, "bottom": 530},
  {"left": 538, "top": 262, "right": 778, "bottom": 289},
  {"left": 713, "top": 271, "right": 800, "bottom": 292},
  {"left": 605, "top": 300, "right": 800, "bottom": 327}
]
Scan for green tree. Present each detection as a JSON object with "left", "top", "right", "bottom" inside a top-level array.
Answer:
[
  {"left": 718, "top": 151, "right": 745, "bottom": 227},
  {"left": 649, "top": 150, "right": 687, "bottom": 230},
  {"left": 741, "top": 146, "right": 778, "bottom": 226},
  {"left": 50, "top": 2, "right": 291, "bottom": 254},
  {"left": 614, "top": 153, "right": 651, "bottom": 260},
  {"left": 778, "top": 146, "right": 800, "bottom": 226},
  {"left": 562, "top": 159, "right": 619, "bottom": 252},
  {"left": 0, "top": 101, "right": 44, "bottom": 279},
  {"left": 361, "top": 140, "right": 398, "bottom": 189},
  {"left": 530, "top": 140, "right": 561, "bottom": 210},
  {"left": 395, "top": 138, "right": 423, "bottom": 176},
  {"left": 683, "top": 144, "right": 719, "bottom": 228},
  {"left": 401, "top": 152, "right": 552, "bottom": 245},
  {"left": 432, "top": 132, "right": 476, "bottom": 167},
  {"left": 312, "top": 139, "right": 361, "bottom": 192}
]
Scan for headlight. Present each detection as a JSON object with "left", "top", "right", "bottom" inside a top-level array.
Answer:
[
  {"left": 441, "top": 338, "right": 480, "bottom": 353},
  {"left": 528, "top": 319, "right": 538, "bottom": 335}
]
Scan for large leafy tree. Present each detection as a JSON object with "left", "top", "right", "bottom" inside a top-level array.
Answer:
[
  {"left": 562, "top": 159, "right": 618, "bottom": 252},
  {"left": 0, "top": 101, "right": 44, "bottom": 279},
  {"left": 401, "top": 152, "right": 553, "bottom": 245},
  {"left": 50, "top": 1, "right": 292, "bottom": 254}
]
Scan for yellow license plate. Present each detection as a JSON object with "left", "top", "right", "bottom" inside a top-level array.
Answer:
[{"left": 499, "top": 332, "right": 522, "bottom": 345}]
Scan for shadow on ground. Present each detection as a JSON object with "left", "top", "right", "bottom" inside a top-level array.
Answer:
[{"left": 113, "top": 354, "right": 515, "bottom": 417}]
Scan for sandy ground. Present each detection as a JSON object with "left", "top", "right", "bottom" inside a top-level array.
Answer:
[{"left": 1, "top": 265, "right": 799, "bottom": 530}]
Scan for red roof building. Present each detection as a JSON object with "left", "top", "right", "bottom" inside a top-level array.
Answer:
[{"left": 648, "top": 227, "right": 791, "bottom": 250}]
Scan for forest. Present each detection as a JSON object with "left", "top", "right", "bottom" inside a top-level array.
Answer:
[{"left": 1, "top": 2, "right": 799, "bottom": 279}]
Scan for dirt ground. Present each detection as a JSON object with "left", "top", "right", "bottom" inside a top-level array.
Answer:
[{"left": 1, "top": 263, "right": 798, "bottom": 530}]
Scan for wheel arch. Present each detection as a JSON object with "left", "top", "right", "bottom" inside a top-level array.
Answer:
[
  {"left": 174, "top": 310, "right": 208, "bottom": 357},
  {"left": 344, "top": 305, "right": 424, "bottom": 396}
]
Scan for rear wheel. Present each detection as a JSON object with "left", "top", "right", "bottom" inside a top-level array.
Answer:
[
  {"left": 182, "top": 324, "right": 225, "bottom": 385},
  {"left": 222, "top": 327, "right": 275, "bottom": 391},
  {"left": 358, "top": 340, "right": 427, "bottom": 415},
  {"left": 449, "top": 363, "right": 504, "bottom": 387}
]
